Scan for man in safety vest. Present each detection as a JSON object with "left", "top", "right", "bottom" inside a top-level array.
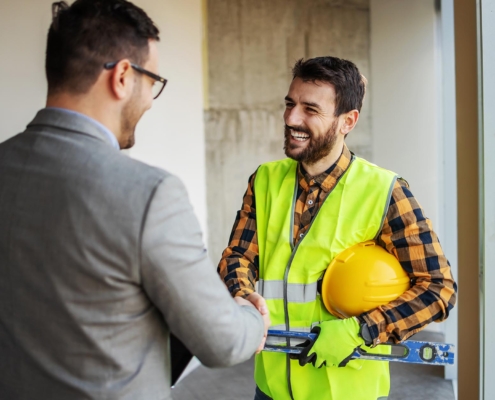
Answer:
[{"left": 217, "top": 56, "right": 457, "bottom": 400}]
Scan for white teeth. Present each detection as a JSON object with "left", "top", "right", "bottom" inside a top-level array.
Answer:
[{"left": 291, "top": 130, "right": 309, "bottom": 141}]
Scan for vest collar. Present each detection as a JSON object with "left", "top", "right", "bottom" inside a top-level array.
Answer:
[{"left": 297, "top": 144, "right": 353, "bottom": 193}]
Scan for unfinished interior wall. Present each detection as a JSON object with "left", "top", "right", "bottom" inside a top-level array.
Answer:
[{"left": 206, "top": 0, "right": 371, "bottom": 261}]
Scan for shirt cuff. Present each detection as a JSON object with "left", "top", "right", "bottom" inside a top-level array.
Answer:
[
  {"left": 233, "top": 287, "right": 256, "bottom": 299},
  {"left": 358, "top": 310, "right": 389, "bottom": 347}
]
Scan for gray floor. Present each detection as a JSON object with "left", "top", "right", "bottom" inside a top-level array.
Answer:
[{"left": 172, "top": 331, "right": 455, "bottom": 400}]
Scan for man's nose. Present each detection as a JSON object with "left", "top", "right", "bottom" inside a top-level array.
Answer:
[{"left": 284, "top": 106, "right": 303, "bottom": 127}]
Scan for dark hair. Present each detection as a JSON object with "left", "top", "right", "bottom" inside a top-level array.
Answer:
[
  {"left": 292, "top": 57, "right": 367, "bottom": 116},
  {"left": 46, "top": 0, "right": 160, "bottom": 95}
]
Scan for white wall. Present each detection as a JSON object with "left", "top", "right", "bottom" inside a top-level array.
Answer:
[
  {"left": 480, "top": 0, "right": 495, "bottom": 397},
  {"left": 370, "top": 0, "right": 440, "bottom": 229},
  {"left": 130, "top": 0, "right": 207, "bottom": 235},
  {"left": 439, "top": 0, "right": 458, "bottom": 383},
  {"left": 0, "top": 1, "right": 50, "bottom": 140},
  {"left": 0, "top": 0, "right": 208, "bottom": 234},
  {"left": 370, "top": 0, "right": 443, "bottom": 332}
]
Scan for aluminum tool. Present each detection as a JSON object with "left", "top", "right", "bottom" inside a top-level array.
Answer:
[{"left": 264, "top": 329, "right": 455, "bottom": 365}]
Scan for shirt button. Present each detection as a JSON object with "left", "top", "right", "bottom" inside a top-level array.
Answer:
[
  {"left": 310, "top": 180, "right": 315, "bottom": 185},
  {"left": 308, "top": 200, "right": 314, "bottom": 205},
  {"left": 299, "top": 233, "right": 304, "bottom": 238}
]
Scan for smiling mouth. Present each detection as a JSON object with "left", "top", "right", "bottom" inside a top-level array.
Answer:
[{"left": 290, "top": 130, "right": 310, "bottom": 142}]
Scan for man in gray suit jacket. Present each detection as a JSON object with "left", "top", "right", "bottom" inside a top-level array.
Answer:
[{"left": 0, "top": 1, "right": 269, "bottom": 399}]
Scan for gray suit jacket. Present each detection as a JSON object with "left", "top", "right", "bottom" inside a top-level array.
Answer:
[{"left": 0, "top": 109, "right": 263, "bottom": 400}]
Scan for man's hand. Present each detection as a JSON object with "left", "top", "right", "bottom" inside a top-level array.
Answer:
[
  {"left": 234, "top": 293, "right": 270, "bottom": 353},
  {"left": 299, "top": 317, "right": 364, "bottom": 369}
]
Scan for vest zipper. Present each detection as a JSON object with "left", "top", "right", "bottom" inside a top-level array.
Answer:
[
  {"left": 283, "top": 174, "right": 299, "bottom": 400},
  {"left": 282, "top": 158, "right": 355, "bottom": 400}
]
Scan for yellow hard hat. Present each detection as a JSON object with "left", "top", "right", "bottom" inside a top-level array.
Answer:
[{"left": 321, "top": 241, "right": 410, "bottom": 319}]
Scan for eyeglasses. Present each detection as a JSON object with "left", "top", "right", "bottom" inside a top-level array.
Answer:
[{"left": 104, "top": 61, "right": 167, "bottom": 99}]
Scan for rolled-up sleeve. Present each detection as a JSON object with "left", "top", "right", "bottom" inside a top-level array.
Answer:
[
  {"left": 359, "top": 179, "right": 457, "bottom": 345},
  {"left": 218, "top": 171, "right": 259, "bottom": 298}
]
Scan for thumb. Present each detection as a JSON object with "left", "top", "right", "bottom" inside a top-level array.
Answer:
[{"left": 247, "top": 293, "right": 269, "bottom": 315}]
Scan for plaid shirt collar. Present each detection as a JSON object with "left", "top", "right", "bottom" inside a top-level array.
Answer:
[{"left": 297, "top": 143, "right": 353, "bottom": 193}]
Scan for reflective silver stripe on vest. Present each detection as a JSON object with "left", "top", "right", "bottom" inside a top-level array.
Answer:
[{"left": 258, "top": 279, "right": 318, "bottom": 303}]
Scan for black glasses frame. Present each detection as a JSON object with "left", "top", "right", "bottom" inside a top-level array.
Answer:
[{"left": 104, "top": 61, "right": 167, "bottom": 99}]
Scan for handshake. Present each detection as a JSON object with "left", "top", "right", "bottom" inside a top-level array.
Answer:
[{"left": 234, "top": 293, "right": 271, "bottom": 354}]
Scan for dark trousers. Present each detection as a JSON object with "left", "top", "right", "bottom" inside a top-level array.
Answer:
[
  {"left": 255, "top": 386, "right": 388, "bottom": 400},
  {"left": 254, "top": 386, "right": 273, "bottom": 400}
]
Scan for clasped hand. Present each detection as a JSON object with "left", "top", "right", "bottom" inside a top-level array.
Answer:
[{"left": 234, "top": 292, "right": 271, "bottom": 353}]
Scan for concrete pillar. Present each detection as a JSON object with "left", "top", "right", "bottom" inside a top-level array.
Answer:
[
  {"left": 370, "top": 0, "right": 441, "bottom": 236},
  {"left": 206, "top": 0, "right": 372, "bottom": 261},
  {"left": 454, "top": 0, "right": 480, "bottom": 398}
]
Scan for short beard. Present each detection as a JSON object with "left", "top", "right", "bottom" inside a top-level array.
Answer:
[
  {"left": 284, "top": 119, "right": 339, "bottom": 165},
  {"left": 120, "top": 80, "right": 143, "bottom": 150}
]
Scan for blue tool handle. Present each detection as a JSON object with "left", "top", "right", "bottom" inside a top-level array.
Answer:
[
  {"left": 264, "top": 330, "right": 455, "bottom": 365},
  {"left": 264, "top": 330, "right": 318, "bottom": 355},
  {"left": 352, "top": 340, "right": 455, "bottom": 365},
  {"left": 266, "top": 329, "right": 318, "bottom": 341}
]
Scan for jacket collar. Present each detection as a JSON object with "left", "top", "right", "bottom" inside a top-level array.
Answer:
[{"left": 26, "top": 108, "right": 120, "bottom": 150}]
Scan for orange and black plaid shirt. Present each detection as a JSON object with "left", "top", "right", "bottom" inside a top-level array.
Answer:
[{"left": 217, "top": 144, "right": 457, "bottom": 345}]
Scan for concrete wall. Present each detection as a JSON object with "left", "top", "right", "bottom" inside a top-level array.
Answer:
[
  {"left": 205, "top": 0, "right": 372, "bottom": 261},
  {"left": 0, "top": 0, "right": 208, "bottom": 232}
]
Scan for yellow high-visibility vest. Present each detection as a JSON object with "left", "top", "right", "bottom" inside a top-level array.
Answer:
[{"left": 254, "top": 156, "right": 397, "bottom": 400}]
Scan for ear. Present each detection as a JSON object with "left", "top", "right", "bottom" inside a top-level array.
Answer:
[
  {"left": 108, "top": 60, "right": 134, "bottom": 100},
  {"left": 340, "top": 110, "right": 360, "bottom": 135}
]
